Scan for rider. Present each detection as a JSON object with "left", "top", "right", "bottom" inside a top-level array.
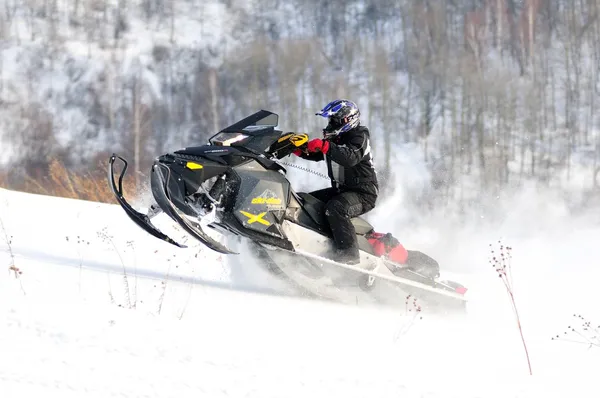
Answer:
[{"left": 292, "top": 99, "right": 378, "bottom": 265}]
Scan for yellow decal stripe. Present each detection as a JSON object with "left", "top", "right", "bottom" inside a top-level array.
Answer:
[
  {"left": 239, "top": 210, "right": 270, "bottom": 226},
  {"left": 186, "top": 162, "right": 203, "bottom": 170},
  {"left": 278, "top": 133, "right": 293, "bottom": 143}
]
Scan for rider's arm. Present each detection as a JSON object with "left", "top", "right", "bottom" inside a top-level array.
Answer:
[
  {"left": 294, "top": 150, "right": 324, "bottom": 162},
  {"left": 326, "top": 131, "right": 368, "bottom": 167}
]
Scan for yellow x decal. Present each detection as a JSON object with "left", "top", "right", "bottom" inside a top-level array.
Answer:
[{"left": 239, "top": 210, "right": 270, "bottom": 226}]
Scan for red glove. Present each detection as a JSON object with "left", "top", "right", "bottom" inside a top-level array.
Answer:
[
  {"left": 306, "top": 138, "right": 330, "bottom": 154},
  {"left": 292, "top": 149, "right": 302, "bottom": 156}
]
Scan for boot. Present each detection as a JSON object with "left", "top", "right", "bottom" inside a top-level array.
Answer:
[{"left": 335, "top": 246, "right": 360, "bottom": 265}]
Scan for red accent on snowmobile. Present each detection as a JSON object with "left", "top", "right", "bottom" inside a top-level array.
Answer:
[
  {"left": 366, "top": 231, "right": 408, "bottom": 264},
  {"left": 455, "top": 286, "right": 468, "bottom": 295},
  {"left": 387, "top": 243, "right": 408, "bottom": 263}
]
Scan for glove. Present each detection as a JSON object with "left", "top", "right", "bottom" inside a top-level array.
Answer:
[
  {"left": 292, "top": 149, "right": 303, "bottom": 156},
  {"left": 306, "top": 138, "right": 330, "bottom": 154}
]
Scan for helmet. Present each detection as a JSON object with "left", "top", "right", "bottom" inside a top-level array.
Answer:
[{"left": 315, "top": 99, "right": 360, "bottom": 139}]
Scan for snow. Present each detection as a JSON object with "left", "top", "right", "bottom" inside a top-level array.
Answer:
[{"left": 1, "top": 185, "right": 600, "bottom": 397}]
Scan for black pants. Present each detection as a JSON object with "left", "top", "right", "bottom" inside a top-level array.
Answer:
[{"left": 309, "top": 187, "right": 376, "bottom": 253}]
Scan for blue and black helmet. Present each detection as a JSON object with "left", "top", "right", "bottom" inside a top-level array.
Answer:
[{"left": 315, "top": 99, "right": 360, "bottom": 139}]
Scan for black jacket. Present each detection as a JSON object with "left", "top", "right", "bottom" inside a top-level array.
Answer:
[{"left": 299, "top": 126, "right": 379, "bottom": 198}]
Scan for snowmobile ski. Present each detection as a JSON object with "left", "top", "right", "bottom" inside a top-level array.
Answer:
[{"left": 108, "top": 154, "right": 187, "bottom": 248}]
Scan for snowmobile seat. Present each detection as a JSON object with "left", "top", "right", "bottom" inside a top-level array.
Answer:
[
  {"left": 297, "top": 192, "right": 374, "bottom": 235},
  {"left": 350, "top": 217, "right": 375, "bottom": 235}
]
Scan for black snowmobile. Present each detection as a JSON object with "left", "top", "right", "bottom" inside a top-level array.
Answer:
[{"left": 108, "top": 110, "right": 468, "bottom": 312}]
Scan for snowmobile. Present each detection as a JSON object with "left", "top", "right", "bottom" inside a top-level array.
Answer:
[{"left": 108, "top": 110, "right": 468, "bottom": 312}]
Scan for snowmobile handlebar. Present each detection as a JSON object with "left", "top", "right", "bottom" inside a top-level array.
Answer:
[{"left": 266, "top": 133, "right": 309, "bottom": 159}]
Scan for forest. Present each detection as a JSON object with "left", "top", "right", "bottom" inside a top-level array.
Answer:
[{"left": 1, "top": 0, "right": 599, "bottom": 211}]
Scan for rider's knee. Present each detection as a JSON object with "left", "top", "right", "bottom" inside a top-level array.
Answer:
[{"left": 324, "top": 199, "right": 346, "bottom": 218}]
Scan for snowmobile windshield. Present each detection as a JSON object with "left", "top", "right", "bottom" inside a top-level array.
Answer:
[
  {"left": 208, "top": 111, "right": 284, "bottom": 153},
  {"left": 210, "top": 132, "right": 250, "bottom": 146}
]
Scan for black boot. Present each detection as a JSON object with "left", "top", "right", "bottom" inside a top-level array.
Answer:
[{"left": 334, "top": 246, "right": 360, "bottom": 265}]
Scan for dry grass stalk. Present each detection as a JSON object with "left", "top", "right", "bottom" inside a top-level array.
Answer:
[{"left": 0, "top": 158, "right": 140, "bottom": 204}]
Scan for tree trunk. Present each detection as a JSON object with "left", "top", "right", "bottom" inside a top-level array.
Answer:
[
  {"left": 132, "top": 78, "right": 141, "bottom": 190},
  {"left": 208, "top": 67, "right": 219, "bottom": 134}
]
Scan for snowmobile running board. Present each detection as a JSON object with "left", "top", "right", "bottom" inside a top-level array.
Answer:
[
  {"left": 293, "top": 248, "right": 467, "bottom": 302},
  {"left": 108, "top": 154, "right": 188, "bottom": 248}
]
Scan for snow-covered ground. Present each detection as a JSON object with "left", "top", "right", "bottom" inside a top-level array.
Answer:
[{"left": 1, "top": 186, "right": 599, "bottom": 398}]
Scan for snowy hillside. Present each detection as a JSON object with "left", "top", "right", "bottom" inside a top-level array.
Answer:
[
  {"left": 1, "top": 187, "right": 600, "bottom": 397},
  {"left": 4, "top": 0, "right": 600, "bottom": 212}
]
